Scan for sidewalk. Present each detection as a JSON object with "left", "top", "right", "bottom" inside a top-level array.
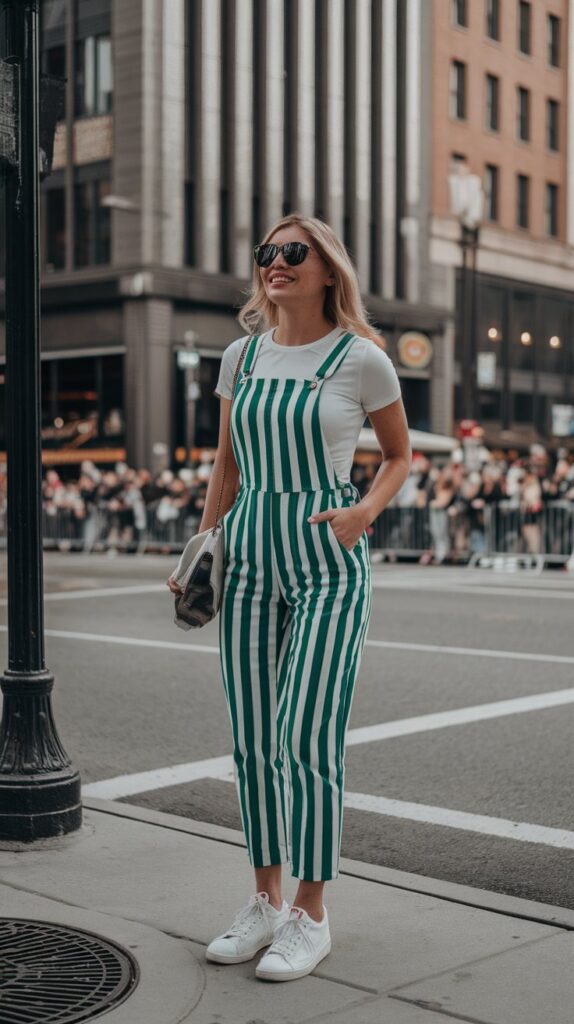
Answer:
[{"left": 0, "top": 798, "right": 573, "bottom": 1024}]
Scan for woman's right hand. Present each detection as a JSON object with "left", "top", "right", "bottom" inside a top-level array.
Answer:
[{"left": 166, "top": 575, "right": 184, "bottom": 595}]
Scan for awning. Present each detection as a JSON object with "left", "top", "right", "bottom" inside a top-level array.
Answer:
[{"left": 357, "top": 427, "right": 458, "bottom": 454}]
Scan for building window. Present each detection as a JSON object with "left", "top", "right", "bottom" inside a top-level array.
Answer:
[
  {"left": 486, "top": 0, "right": 500, "bottom": 40},
  {"left": 547, "top": 99, "right": 559, "bottom": 152},
  {"left": 516, "top": 174, "right": 529, "bottom": 228},
  {"left": 484, "top": 165, "right": 499, "bottom": 221},
  {"left": 485, "top": 74, "right": 499, "bottom": 131},
  {"left": 74, "top": 170, "right": 111, "bottom": 266},
  {"left": 545, "top": 183, "right": 559, "bottom": 237},
  {"left": 518, "top": 1, "right": 531, "bottom": 55},
  {"left": 452, "top": 0, "right": 467, "bottom": 27},
  {"left": 75, "top": 34, "right": 113, "bottom": 116},
  {"left": 41, "top": 0, "right": 67, "bottom": 117},
  {"left": 449, "top": 60, "right": 466, "bottom": 120},
  {"left": 547, "top": 14, "right": 560, "bottom": 67},
  {"left": 517, "top": 86, "right": 530, "bottom": 141},
  {"left": 45, "top": 187, "right": 66, "bottom": 271}
]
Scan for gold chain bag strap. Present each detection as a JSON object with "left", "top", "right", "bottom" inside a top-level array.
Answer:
[{"left": 171, "top": 336, "right": 252, "bottom": 630}]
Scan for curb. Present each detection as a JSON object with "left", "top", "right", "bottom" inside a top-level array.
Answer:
[{"left": 83, "top": 796, "right": 574, "bottom": 930}]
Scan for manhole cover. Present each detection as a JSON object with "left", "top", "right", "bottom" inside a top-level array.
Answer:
[{"left": 0, "top": 918, "right": 139, "bottom": 1023}]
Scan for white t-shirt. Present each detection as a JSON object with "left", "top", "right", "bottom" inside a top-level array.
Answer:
[{"left": 214, "top": 325, "right": 402, "bottom": 484}]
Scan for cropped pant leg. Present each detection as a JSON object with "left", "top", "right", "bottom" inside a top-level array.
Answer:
[
  {"left": 271, "top": 490, "right": 373, "bottom": 882},
  {"left": 219, "top": 487, "right": 291, "bottom": 868}
]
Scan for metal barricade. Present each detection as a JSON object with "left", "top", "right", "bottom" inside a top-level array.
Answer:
[
  {"left": 474, "top": 501, "right": 574, "bottom": 570},
  {"left": 0, "top": 500, "right": 572, "bottom": 567}
]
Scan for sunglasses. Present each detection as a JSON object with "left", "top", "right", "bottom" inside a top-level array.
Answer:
[{"left": 253, "top": 241, "right": 316, "bottom": 268}]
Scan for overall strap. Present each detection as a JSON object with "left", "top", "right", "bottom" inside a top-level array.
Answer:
[
  {"left": 315, "top": 331, "right": 356, "bottom": 381},
  {"left": 241, "top": 333, "right": 264, "bottom": 375}
]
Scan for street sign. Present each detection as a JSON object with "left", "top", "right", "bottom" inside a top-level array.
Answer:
[
  {"left": 477, "top": 351, "right": 496, "bottom": 387},
  {"left": 0, "top": 59, "right": 19, "bottom": 169},
  {"left": 551, "top": 404, "right": 574, "bottom": 437}
]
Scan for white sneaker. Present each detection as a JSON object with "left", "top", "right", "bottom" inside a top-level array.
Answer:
[
  {"left": 255, "top": 904, "right": 331, "bottom": 982},
  {"left": 205, "top": 891, "right": 290, "bottom": 964}
]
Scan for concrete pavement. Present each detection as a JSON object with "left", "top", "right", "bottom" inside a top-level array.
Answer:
[{"left": 0, "top": 797, "right": 573, "bottom": 1023}]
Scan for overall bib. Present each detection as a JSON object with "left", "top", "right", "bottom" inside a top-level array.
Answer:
[{"left": 219, "top": 331, "right": 372, "bottom": 881}]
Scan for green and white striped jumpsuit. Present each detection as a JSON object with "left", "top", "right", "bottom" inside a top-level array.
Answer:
[{"left": 219, "top": 331, "right": 372, "bottom": 881}]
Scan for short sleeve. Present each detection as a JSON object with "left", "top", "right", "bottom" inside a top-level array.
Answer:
[
  {"left": 213, "top": 336, "right": 249, "bottom": 400},
  {"left": 359, "top": 342, "right": 402, "bottom": 413}
]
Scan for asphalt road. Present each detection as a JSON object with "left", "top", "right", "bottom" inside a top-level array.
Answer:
[{"left": 1, "top": 552, "right": 574, "bottom": 908}]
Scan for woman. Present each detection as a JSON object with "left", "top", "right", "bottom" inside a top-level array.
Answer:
[{"left": 168, "top": 213, "right": 411, "bottom": 982}]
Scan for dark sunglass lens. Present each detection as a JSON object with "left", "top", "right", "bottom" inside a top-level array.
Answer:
[
  {"left": 255, "top": 243, "right": 277, "bottom": 267},
  {"left": 283, "top": 242, "right": 307, "bottom": 266}
]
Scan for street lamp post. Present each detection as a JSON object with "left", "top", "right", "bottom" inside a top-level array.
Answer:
[
  {"left": 0, "top": 0, "right": 81, "bottom": 840},
  {"left": 448, "top": 160, "right": 484, "bottom": 424}
]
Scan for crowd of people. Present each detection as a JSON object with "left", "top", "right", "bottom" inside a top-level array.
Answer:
[{"left": 0, "top": 442, "right": 573, "bottom": 562}]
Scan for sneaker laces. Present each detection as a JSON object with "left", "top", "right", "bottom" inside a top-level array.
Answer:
[
  {"left": 267, "top": 909, "right": 317, "bottom": 963},
  {"left": 222, "top": 892, "right": 273, "bottom": 939}
]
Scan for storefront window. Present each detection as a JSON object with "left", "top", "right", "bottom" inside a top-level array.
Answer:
[
  {"left": 400, "top": 379, "right": 430, "bottom": 432},
  {"left": 510, "top": 291, "right": 535, "bottom": 371},
  {"left": 538, "top": 300, "right": 566, "bottom": 376},
  {"left": 40, "top": 354, "right": 124, "bottom": 452}
]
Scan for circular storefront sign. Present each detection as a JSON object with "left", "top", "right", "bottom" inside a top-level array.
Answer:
[{"left": 397, "top": 331, "right": 433, "bottom": 369}]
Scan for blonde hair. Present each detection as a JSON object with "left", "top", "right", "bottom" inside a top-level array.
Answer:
[{"left": 237, "top": 212, "right": 386, "bottom": 349}]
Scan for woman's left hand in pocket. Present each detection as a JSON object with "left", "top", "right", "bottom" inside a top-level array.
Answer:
[{"left": 307, "top": 505, "right": 369, "bottom": 551}]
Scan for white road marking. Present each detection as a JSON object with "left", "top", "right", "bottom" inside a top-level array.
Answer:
[
  {"left": 2, "top": 624, "right": 573, "bottom": 668},
  {"left": 81, "top": 687, "right": 574, "bottom": 799},
  {"left": 0, "top": 584, "right": 166, "bottom": 606},
  {"left": 368, "top": 639, "right": 574, "bottom": 667},
  {"left": 345, "top": 688, "right": 574, "bottom": 745},
  {"left": 0, "top": 625, "right": 218, "bottom": 655},
  {"left": 83, "top": 768, "right": 574, "bottom": 852},
  {"left": 372, "top": 577, "right": 574, "bottom": 600},
  {"left": 342, "top": 791, "right": 574, "bottom": 850},
  {"left": 82, "top": 754, "right": 234, "bottom": 798}
]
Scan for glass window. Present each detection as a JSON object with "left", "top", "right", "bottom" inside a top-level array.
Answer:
[
  {"left": 75, "top": 33, "right": 113, "bottom": 116},
  {"left": 40, "top": 354, "right": 124, "bottom": 451},
  {"left": 516, "top": 174, "right": 529, "bottom": 228},
  {"left": 452, "top": 0, "right": 467, "bottom": 27},
  {"left": 41, "top": 0, "right": 67, "bottom": 117},
  {"left": 74, "top": 174, "right": 111, "bottom": 267},
  {"left": 486, "top": 74, "right": 499, "bottom": 130},
  {"left": 518, "top": 1, "right": 531, "bottom": 55},
  {"left": 484, "top": 165, "right": 499, "bottom": 221},
  {"left": 511, "top": 291, "right": 535, "bottom": 370},
  {"left": 449, "top": 60, "right": 466, "bottom": 120},
  {"left": 545, "top": 183, "right": 559, "bottom": 238},
  {"left": 547, "top": 99, "right": 559, "bottom": 151},
  {"left": 517, "top": 86, "right": 530, "bottom": 141},
  {"left": 45, "top": 187, "right": 66, "bottom": 271},
  {"left": 486, "top": 0, "right": 500, "bottom": 40},
  {"left": 538, "top": 300, "right": 566, "bottom": 375},
  {"left": 479, "top": 389, "right": 501, "bottom": 422},
  {"left": 513, "top": 392, "right": 534, "bottom": 423},
  {"left": 547, "top": 14, "right": 560, "bottom": 67}
]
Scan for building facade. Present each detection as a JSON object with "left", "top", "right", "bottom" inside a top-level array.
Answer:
[
  {"left": 429, "top": 0, "right": 574, "bottom": 449},
  {"left": 1, "top": 0, "right": 453, "bottom": 473},
  {"left": 1, "top": 0, "right": 572, "bottom": 472}
]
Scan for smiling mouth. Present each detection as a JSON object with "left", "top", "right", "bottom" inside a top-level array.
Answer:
[{"left": 269, "top": 275, "right": 295, "bottom": 284}]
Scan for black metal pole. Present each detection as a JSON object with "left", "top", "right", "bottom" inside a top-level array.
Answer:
[
  {"left": 469, "top": 226, "right": 480, "bottom": 422},
  {"left": 460, "top": 227, "right": 472, "bottom": 420},
  {"left": 0, "top": 0, "right": 81, "bottom": 841}
]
